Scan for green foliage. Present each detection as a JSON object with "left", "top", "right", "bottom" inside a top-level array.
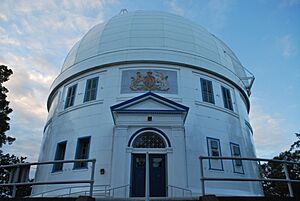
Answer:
[
  {"left": 261, "top": 134, "right": 300, "bottom": 197},
  {"left": 0, "top": 65, "right": 30, "bottom": 197},
  {"left": 0, "top": 65, "right": 14, "bottom": 148},
  {"left": 290, "top": 133, "right": 300, "bottom": 152}
]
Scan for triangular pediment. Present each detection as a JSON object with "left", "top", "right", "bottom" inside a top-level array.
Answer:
[
  {"left": 110, "top": 92, "right": 189, "bottom": 125},
  {"left": 125, "top": 98, "right": 172, "bottom": 110},
  {"left": 111, "top": 92, "right": 188, "bottom": 112}
]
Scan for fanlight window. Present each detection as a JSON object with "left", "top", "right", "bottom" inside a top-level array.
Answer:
[{"left": 132, "top": 132, "right": 166, "bottom": 148}]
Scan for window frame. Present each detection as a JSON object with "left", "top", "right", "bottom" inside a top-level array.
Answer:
[
  {"left": 230, "top": 142, "right": 244, "bottom": 174},
  {"left": 52, "top": 141, "right": 67, "bottom": 172},
  {"left": 84, "top": 77, "right": 99, "bottom": 102},
  {"left": 221, "top": 86, "right": 233, "bottom": 111},
  {"left": 74, "top": 136, "right": 91, "bottom": 169},
  {"left": 200, "top": 78, "right": 215, "bottom": 104},
  {"left": 206, "top": 137, "right": 223, "bottom": 171},
  {"left": 132, "top": 132, "right": 166, "bottom": 148},
  {"left": 64, "top": 84, "right": 77, "bottom": 109}
]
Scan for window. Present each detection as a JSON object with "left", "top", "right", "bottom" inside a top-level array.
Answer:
[
  {"left": 221, "top": 86, "right": 233, "bottom": 111},
  {"left": 74, "top": 137, "right": 91, "bottom": 169},
  {"left": 208, "top": 138, "right": 221, "bottom": 157},
  {"left": 210, "top": 140, "right": 220, "bottom": 156},
  {"left": 200, "top": 78, "right": 215, "bottom": 104},
  {"left": 65, "top": 84, "right": 77, "bottom": 109},
  {"left": 207, "top": 138, "right": 223, "bottom": 170},
  {"left": 52, "top": 141, "right": 67, "bottom": 172},
  {"left": 132, "top": 132, "right": 166, "bottom": 148},
  {"left": 230, "top": 143, "right": 242, "bottom": 165},
  {"left": 84, "top": 77, "right": 99, "bottom": 102},
  {"left": 230, "top": 143, "right": 244, "bottom": 174}
]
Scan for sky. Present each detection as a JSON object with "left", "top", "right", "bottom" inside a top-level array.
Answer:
[{"left": 0, "top": 0, "right": 299, "bottom": 162}]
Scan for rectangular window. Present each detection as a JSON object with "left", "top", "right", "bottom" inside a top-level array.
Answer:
[
  {"left": 74, "top": 137, "right": 91, "bottom": 169},
  {"left": 221, "top": 86, "right": 233, "bottom": 111},
  {"left": 52, "top": 141, "right": 67, "bottom": 172},
  {"left": 230, "top": 143, "right": 244, "bottom": 173},
  {"left": 201, "top": 78, "right": 215, "bottom": 104},
  {"left": 207, "top": 137, "right": 223, "bottom": 170},
  {"left": 208, "top": 138, "right": 221, "bottom": 157},
  {"left": 84, "top": 77, "right": 99, "bottom": 102},
  {"left": 65, "top": 84, "right": 77, "bottom": 109}
]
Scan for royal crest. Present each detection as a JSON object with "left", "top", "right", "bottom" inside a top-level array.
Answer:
[{"left": 130, "top": 71, "right": 169, "bottom": 91}]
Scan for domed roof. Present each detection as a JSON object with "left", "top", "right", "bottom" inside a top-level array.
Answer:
[
  {"left": 62, "top": 10, "right": 242, "bottom": 73},
  {"left": 50, "top": 11, "right": 252, "bottom": 104}
]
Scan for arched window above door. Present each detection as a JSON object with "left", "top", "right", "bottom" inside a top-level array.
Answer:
[{"left": 132, "top": 132, "right": 166, "bottom": 148}]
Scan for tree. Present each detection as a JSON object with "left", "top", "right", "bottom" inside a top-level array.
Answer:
[
  {"left": 261, "top": 133, "right": 300, "bottom": 197},
  {"left": 0, "top": 65, "right": 14, "bottom": 148},
  {"left": 0, "top": 65, "right": 29, "bottom": 197},
  {"left": 290, "top": 133, "right": 300, "bottom": 152}
]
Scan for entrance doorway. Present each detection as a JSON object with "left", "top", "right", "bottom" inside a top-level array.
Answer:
[{"left": 131, "top": 154, "right": 166, "bottom": 197}]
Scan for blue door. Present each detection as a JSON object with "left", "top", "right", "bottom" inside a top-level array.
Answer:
[
  {"left": 131, "top": 154, "right": 146, "bottom": 197},
  {"left": 131, "top": 154, "right": 166, "bottom": 197},
  {"left": 150, "top": 154, "right": 166, "bottom": 197}
]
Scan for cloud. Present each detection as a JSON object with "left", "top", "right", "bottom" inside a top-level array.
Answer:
[
  {"left": 188, "top": 0, "right": 234, "bottom": 33},
  {"left": 279, "top": 0, "right": 300, "bottom": 7},
  {"left": 0, "top": 35, "right": 21, "bottom": 46},
  {"left": 0, "top": 51, "right": 56, "bottom": 162},
  {"left": 250, "top": 98, "right": 295, "bottom": 158},
  {"left": 167, "top": 0, "right": 185, "bottom": 16},
  {"left": 278, "top": 34, "right": 297, "bottom": 58},
  {"left": 0, "top": 13, "right": 8, "bottom": 21},
  {"left": 0, "top": 0, "right": 119, "bottom": 162}
]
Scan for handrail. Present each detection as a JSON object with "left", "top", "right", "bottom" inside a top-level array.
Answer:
[
  {"left": 30, "top": 184, "right": 110, "bottom": 198},
  {"left": 0, "top": 159, "right": 95, "bottom": 168},
  {"left": 199, "top": 156, "right": 300, "bottom": 197},
  {"left": 0, "top": 159, "right": 96, "bottom": 198},
  {"left": 60, "top": 185, "right": 110, "bottom": 197},
  {"left": 109, "top": 184, "right": 130, "bottom": 197},
  {"left": 61, "top": 184, "right": 130, "bottom": 198},
  {"left": 167, "top": 185, "right": 192, "bottom": 197},
  {"left": 32, "top": 184, "right": 131, "bottom": 198}
]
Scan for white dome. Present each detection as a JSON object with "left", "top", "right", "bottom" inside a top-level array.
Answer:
[
  {"left": 62, "top": 11, "right": 242, "bottom": 73},
  {"left": 49, "top": 11, "right": 251, "bottom": 108}
]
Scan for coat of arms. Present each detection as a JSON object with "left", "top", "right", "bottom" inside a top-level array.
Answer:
[{"left": 130, "top": 71, "right": 169, "bottom": 91}]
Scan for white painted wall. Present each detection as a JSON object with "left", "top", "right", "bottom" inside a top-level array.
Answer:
[{"left": 33, "top": 63, "right": 262, "bottom": 197}]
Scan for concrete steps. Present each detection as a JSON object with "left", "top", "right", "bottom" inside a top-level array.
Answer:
[{"left": 200, "top": 195, "right": 299, "bottom": 201}]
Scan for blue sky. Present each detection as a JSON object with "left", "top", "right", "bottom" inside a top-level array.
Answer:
[{"left": 0, "top": 0, "right": 299, "bottom": 161}]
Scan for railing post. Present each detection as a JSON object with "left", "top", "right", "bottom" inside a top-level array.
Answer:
[
  {"left": 283, "top": 162, "right": 294, "bottom": 197},
  {"left": 199, "top": 156, "right": 205, "bottom": 196},
  {"left": 12, "top": 165, "right": 20, "bottom": 198},
  {"left": 145, "top": 152, "right": 150, "bottom": 201},
  {"left": 89, "top": 160, "right": 96, "bottom": 197},
  {"left": 129, "top": 185, "right": 131, "bottom": 198}
]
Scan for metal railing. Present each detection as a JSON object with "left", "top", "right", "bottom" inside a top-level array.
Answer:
[
  {"left": 167, "top": 185, "right": 192, "bottom": 197},
  {"left": 30, "top": 184, "right": 110, "bottom": 198},
  {"left": 199, "top": 156, "right": 300, "bottom": 197},
  {"left": 109, "top": 184, "right": 131, "bottom": 197},
  {"left": 0, "top": 159, "right": 96, "bottom": 198},
  {"left": 31, "top": 184, "right": 131, "bottom": 198}
]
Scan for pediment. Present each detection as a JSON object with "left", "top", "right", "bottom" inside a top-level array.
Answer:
[
  {"left": 111, "top": 92, "right": 188, "bottom": 112},
  {"left": 110, "top": 92, "right": 189, "bottom": 124}
]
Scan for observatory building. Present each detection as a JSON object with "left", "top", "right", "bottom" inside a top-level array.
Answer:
[{"left": 33, "top": 11, "right": 262, "bottom": 197}]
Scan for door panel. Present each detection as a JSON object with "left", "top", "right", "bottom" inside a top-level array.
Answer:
[
  {"left": 150, "top": 154, "right": 166, "bottom": 197},
  {"left": 131, "top": 154, "right": 146, "bottom": 197},
  {"left": 131, "top": 154, "right": 166, "bottom": 197}
]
